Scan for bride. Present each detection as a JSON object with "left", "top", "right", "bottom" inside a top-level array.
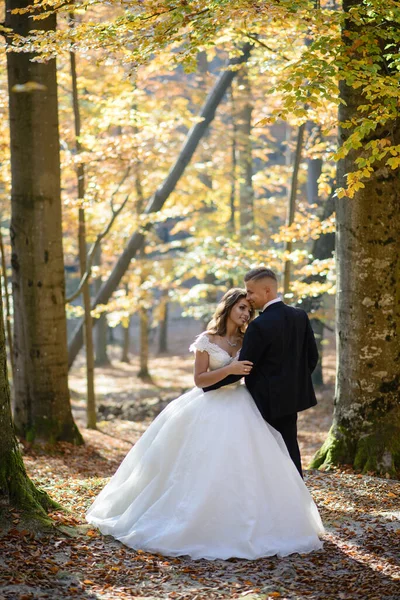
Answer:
[{"left": 86, "top": 288, "right": 324, "bottom": 560}]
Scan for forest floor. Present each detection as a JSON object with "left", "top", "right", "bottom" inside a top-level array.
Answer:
[{"left": 1, "top": 348, "right": 400, "bottom": 600}]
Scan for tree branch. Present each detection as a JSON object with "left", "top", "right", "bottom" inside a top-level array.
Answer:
[
  {"left": 67, "top": 43, "right": 253, "bottom": 368},
  {"left": 239, "top": 31, "right": 291, "bottom": 62},
  {"left": 66, "top": 168, "right": 131, "bottom": 303}
]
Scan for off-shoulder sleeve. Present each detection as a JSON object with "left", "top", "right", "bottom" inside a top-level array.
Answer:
[{"left": 189, "top": 333, "right": 212, "bottom": 354}]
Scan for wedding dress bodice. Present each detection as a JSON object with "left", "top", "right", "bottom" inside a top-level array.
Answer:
[{"left": 189, "top": 332, "right": 239, "bottom": 371}]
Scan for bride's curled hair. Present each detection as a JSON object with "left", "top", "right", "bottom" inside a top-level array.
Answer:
[{"left": 207, "top": 288, "right": 254, "bottom": 337}]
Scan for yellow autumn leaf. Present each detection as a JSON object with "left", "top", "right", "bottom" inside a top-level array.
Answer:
[{"left": 12, "top": 81, "right": 48, "bottom": 93}]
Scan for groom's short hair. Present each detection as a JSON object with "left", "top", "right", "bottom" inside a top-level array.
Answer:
[{"left": 244, "top": 267, "right": 278, "bottom": 283}]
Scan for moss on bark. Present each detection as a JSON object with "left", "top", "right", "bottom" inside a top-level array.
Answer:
[
  {"left": 310, "top": 413, "right": 400, "bottom": 477},
  {"left": 0, "top": 445, "right": 60, "bottom": 529},
  {"left": 309, "top": 426, "right": 352, "bottom": 470},
  {"left": 0, "top": 282, "right": 60, "bottom": 528},
  {"left": 24, "top": 416, "right": 83, "bottom": 446}
]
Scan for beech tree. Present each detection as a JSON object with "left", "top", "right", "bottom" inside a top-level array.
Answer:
[
  {"left": 0, "top": 282, "right": 57, "bottom": 520},
  {"left": 5, "top": 0, "right": 82, "bottom": 443},
  {"left": 311, "top": 0, "right": 400, "bottom": 474},
  {"left": 236, "top": 65, "right": 254, "bottom": 237}
]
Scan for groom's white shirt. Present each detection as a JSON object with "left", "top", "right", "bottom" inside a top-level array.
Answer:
[{"left": 262, "top": 297, "right": 282, "bottom": 312}]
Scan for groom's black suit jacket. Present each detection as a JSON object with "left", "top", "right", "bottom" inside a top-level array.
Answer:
[{"left": 203, "top": 301, "right": 319, "bottom": 421}]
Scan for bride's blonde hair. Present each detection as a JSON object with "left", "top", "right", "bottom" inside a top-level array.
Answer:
[{"left": 207, "top": 288, "right": 254, "bottom": 337}]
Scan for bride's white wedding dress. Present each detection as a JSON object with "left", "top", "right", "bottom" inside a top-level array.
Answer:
[{"left": 86, "top": 333, "right": 324, "bottom": 560}]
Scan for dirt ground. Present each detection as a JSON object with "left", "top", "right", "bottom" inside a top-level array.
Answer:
[{"left": 1, "top": 342, "right": 399, "bottom": 600}]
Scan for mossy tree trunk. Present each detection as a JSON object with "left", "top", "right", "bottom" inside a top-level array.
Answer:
[
  {"left": 311, "top": 0, "right": 400, "bottom": 476},
  {"left": 6, "top": 0, "right": 82, "bottom": 444},
  {"left": 0, "top": 285, "right": 57, "bottom": 521}
]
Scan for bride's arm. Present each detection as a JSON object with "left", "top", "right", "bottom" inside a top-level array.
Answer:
[{"left": 194, "top": 351, "right": 253, "bottom": 387}]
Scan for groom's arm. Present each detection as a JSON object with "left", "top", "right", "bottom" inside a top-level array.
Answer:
[{"left": 202, "top": 321, "right": 269, "bottom": 392}]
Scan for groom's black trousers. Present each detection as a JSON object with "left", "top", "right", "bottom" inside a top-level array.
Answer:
[{"left": 268, "top": 413, "right": 303, "bottom": 478}]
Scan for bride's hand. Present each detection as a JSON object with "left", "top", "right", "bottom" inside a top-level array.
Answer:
[{"left": 228, "top": 360, "right": 253, "bottom": 376}]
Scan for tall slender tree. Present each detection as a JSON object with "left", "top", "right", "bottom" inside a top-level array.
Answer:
[
  {"left": 70, "top": 38, "right": 96, "bottom": 429},
  {"left": 235, "top": 65, "right": 254, "bottom": 236},
  {"left": 5, "top": 0, "right": 82, "bottom": 443},
  {"left": 94, "top": 245, "right": 110, "bottom": 366},
  {"left": 283, "top": 124, "right": 306, "bottom": 297}
]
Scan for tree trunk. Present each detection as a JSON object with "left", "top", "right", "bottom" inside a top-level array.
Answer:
[
  {"left": 229, "top": 88, "right": 237, "bottom": 233},
  {"left": 303, "top": 199, "right": 335, "bottom": 388},
  {"left": 70, "top": 44, "right": 96, "bottom": 429},
  {"left": 158, "top": 291, "right": 169, "bottom": 354},
  {"left": 95, "top": 314, "right": 110, "bottom": 366},
  {"left": 196, "top": 51, "right": 213, "bottom": 191},
  {"left": 94, "top": 246, "right": 110, "bottom": 366},
  {"left": 236, "top": 65, "right": 254, "bottom": 236},
  {"left": 301, "top": 126, "right": 331, "bottom": 386},
  {"left": 78, "top": 209, "right": 96, "bottom": 429},
  {"left": 0, "top": 229, "right": 14, "bottom": 381},
  {"left": 311, "top": 0, "right": 400, "bottom": 475},
  {"left": 6, "top": 1, "right": 82, "bottom": 444},
  {"left": 0, "top": 281, "right": 57, "bottom": 521},
  {"left": 137, "top": 305, "right": 150, "bottom": 380},
  {"left": 299, "top": 192, "right": 335, "bottom": 387},
  {"left": 67, "top": 44, "right": 252, "bottom": 368},
  {"left": 121, "top": 320, "right": 131, "bottom": 363},
  {"left": 283, "top": 123, "right": 306, "bottom": 297}
]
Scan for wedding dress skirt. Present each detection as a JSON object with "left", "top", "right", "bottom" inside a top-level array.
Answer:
[{"left": 86, "top": 371, "right": 324, "bottom": 559}]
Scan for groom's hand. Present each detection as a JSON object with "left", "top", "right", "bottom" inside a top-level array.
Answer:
[
  {"left": 203, "top": 321, "right": 268, "bottom": 392},
  {"left": 202, "top": 361, "right": 252, "bottom": 393}
]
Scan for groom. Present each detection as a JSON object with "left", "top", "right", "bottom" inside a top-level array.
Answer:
[{"left": 203, "top": 267, "right": 319, "bottom": 477}]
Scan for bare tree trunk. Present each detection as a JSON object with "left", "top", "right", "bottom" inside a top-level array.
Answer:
[
  {"left": 95, "top": 313, "right": 110, "bottom": 366},
  {"left": 93, "top": 245, "right": 110, "bottom": 366},
  {"left": 300, "top": 190, "right": 335, "bottom": 388},
  {"left": 0, "top": 229, "right": 14, "bottom": 381},
  {"left": 196, "top": 51, "right": 213, "bottom": 191},
  {"left": 120, "top": 282, "right": 131, "bottom": 363},
  {"left": 0, "top": 268, "right": 58, "bottom": 520},
  {"left": 68, "top": 44, "right": 252, "bottom": 368},
  {"left": 138, "top": 304, "right": 150, "bottom": 380},
  {"left": 6, "top": 0, "right": 82, "bottom": 444},
  {"left": 311, "top": 0, "right": 400, "bottom": 475},
  {"left": 136, "top": 169, "right": 150, "bottom": 380},
  {"left": 158, "top": 291, "right": 169, "bottom": 354},
  {"left": 121, "top": 321, "right": 131, "bottom": 363},
  {"left": 236, "top": 65, "right": 254, "bottom": 236},
  {"left": 78, "top": 210, "right": 96, "bottom": 429},
  {"left": 229, "top": 88, "right": 237, "bottom": 233},
  {"left": 70, "top": 45, "right": 96, "bottom": 429},
  {"left": 283, "top": 123, "right": 306, "bottom": 297},
  {"left": 302, "top": 125, "right": 328, "bottom": 386}
]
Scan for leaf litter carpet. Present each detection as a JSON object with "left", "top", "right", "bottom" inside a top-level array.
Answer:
[{"left": 1, "top": 355, "right": 399, "bottom": 600}]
